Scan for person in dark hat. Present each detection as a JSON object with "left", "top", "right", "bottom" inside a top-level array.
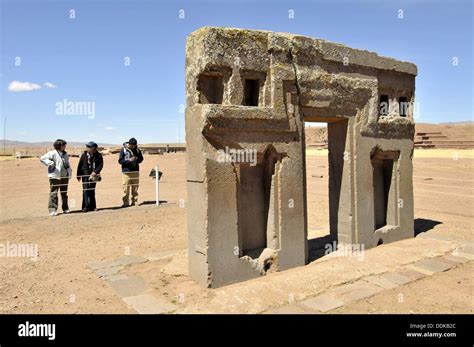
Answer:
[
  {"left": 40, "top": 139, "right": 72, "bottom": 216},
  {"left": 118, "top": 137, "right": 143, "bottom": 207},
  {"left": 77, "top": 141, "right": 103, "bottom": 212}
]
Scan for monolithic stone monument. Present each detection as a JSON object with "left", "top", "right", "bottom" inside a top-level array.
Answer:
[{"left": 185, "top": 27, "right": 416, "bottom": 288}]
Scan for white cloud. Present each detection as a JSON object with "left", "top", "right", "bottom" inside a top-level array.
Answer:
[
  {"left": 7, "top": 80, "right": 58, "bottom": 92},
  {"left": 105, "top": 126, "right": 116, "bottom": 131},
  {"left": 8, "top": 80, "right": 41, "bottom": 92},
  {"left": 43, "top": 82, "right": 57, "bottom": 88}
]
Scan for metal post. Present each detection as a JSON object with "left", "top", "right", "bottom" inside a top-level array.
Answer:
[{"left": 155, "top": 165, "right": 160, "bottom": 206}]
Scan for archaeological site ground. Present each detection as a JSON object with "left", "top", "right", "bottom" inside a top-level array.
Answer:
[{"left": 1, "top": 1, "right": 472, "bottom": 344}]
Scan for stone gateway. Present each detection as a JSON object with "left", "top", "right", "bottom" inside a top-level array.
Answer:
[{"left": 185, "top": 27, "right": 417, "bottom": 288}]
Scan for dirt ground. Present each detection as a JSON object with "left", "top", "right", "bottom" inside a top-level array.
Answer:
[{"left": 0, "top": 150, "right": 472, "bottom": 313}]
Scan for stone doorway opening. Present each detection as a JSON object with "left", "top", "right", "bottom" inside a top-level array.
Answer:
[{"left": 305, "top": 118, "right": 349, "bottom": 262}]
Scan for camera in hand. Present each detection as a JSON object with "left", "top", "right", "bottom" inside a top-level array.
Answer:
[{"left": 89, "top": 174, "right": 102, "bottom": 182}]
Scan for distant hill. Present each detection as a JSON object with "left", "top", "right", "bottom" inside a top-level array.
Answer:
[
  {"left": 305, "top": 122, "right": 474, "bottom": 146},
  {"left": 438, "top": 121, "right": 473, "bottom": 126},
  {"left": 2, "top": 120, "right": 472, "bottom": 149}
]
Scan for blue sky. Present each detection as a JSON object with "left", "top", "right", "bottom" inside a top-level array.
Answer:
[{"left": 1, "top": 0, "right": 472, "bottom": 144}]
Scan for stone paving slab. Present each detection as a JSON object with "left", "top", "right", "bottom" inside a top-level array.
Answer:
[
  {"left": 331, "top": 281, "right": 384, "bottom": 304},
  {"left": 379, "top": 272, "right": 412, "bottom": 286},
  {"left": 456, "top": 252, "right": 474, "bottom": 260},
  {"left": 122, "top": 293, "right": 177, "bottom": 314},
  {"left": 442, "top": 254, "right": 470, "bottom": 264},
  {"left": 407, "top": 258, "right": 453, "bottom": 275},
  {"left": 104, "top": 274, "right": 128, "bottom": 282},
  {"left": 107, "top": 275, "right": 148, "bottom": 298},
  {"left": 95, "top": 266, "right": 123, "bottom": 278},
  {"left": 456, "top": 244, "right": 474, "bottom": 260},
  {"left": 264, "top": 304, "right": 313, "bottom": 314},
  {"left": 396, "top": 269, "right": 425, "bottom": 282},
  {"left": 363, "top": 275, "right": 399, "bottom": 289},
  {"left": 261, "top": 255, "right": 470, "bottom": 315},
  {"left": 299, "top": 294, "right": 344, "bottom": 312}
]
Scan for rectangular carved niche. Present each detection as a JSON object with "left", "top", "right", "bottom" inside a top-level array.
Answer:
[
  {"left": 241, "top": 70, "right": 267, "bottom": 107},
  {"left": 197, "top": 67, "right": 231, "bottom": 104},
  {"left": 371, "top": 148, "right": 400, "bottom": 230},
  {"left": 398, "top": 96, "right": 409, "bottom": 117},
  {"left": 237, "top": 146, "right": 280, "bottom": 257}
]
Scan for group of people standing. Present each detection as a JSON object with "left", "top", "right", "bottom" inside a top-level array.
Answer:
[{"left": 40, "top": 137, "right": 143, "bottom": 216}]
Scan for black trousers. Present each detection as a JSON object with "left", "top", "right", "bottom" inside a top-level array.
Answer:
[{"left": 81, "top": 177, "right": 97, "bottom": 211}]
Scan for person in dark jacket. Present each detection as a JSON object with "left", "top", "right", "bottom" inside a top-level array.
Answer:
[
  {"left": 118, "top": 137, "right": 143, "bottom": 207},
  {"left": 77, "top": 141, "right": 103, "bottom": 212}
]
